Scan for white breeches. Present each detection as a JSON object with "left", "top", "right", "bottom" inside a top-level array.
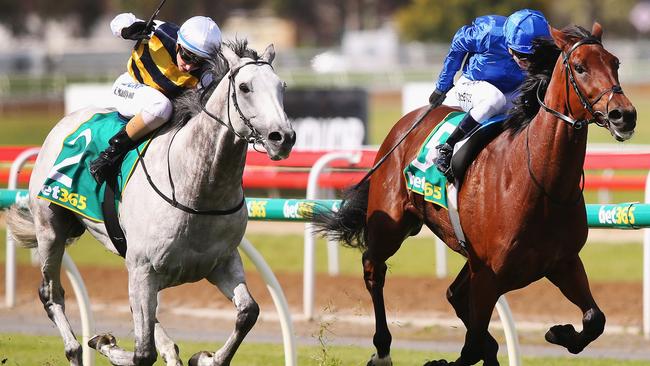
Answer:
[
  {"left": 110, "top": 72, "right": 173, "bottom": 129},
  {"left": 442, "top": 76, "right": 518, "bottom": 122}
]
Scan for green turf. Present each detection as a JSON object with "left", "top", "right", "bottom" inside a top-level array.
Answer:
[
  {"left": 0, "top": 228, "right": 643, "bottom": 282},
  {"left": 1, "top": 333, "right": 648, "bottom": 366},
  {"left": 0, "top": 109, "right": 60, "bottom": 146}
]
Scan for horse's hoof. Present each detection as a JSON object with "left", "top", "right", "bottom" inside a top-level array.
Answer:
[
  {"left": 545, "top": 324, "right": 583, "bottom": 354},
  {"left": 367, "top": 353, "right": 392, "bottom": 366},
  {"left": 188, "top": 351, "right": 212, "bottom": 366},
  {"left": 423, "top": 360, "right": 451, "bottom": 366},
  {"left": 160, "top": 343, "right": 182, "bottom": 366},
  {"left": 88, "top": 334, "right": 116, "bottom": 350}
]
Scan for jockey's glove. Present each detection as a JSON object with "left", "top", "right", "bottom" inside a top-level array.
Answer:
[
  {"left": 429, "top": 88, "right": 447, "bottom": 108},
  {"left": 121, "top": 21, "right": 149, "bottom": 40}
]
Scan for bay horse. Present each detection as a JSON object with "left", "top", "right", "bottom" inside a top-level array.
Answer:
[
  {"left": 312, "top": 23, "right": 636, "bottom": 365},
  {"left": 6, "top": 41, "right": 295, "bottom": 366}
]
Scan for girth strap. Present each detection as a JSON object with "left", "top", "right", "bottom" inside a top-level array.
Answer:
[{"left": 102, "top": 174, "right": 127, "bottom": 257}]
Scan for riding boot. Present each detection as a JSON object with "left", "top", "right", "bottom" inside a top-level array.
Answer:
[
  {"left": 434, "top": 113, "right": 480, "bottom": 179},
  {"left": 89, "top": 128, "right": 137, "bottom": 184}
]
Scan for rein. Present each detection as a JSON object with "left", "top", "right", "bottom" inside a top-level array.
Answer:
[
  {"left": 134, "top": 58, "right": 273, "bottom": 215},
  {"left": 134, "top": 131, "right": 246, "bottom": 215}
]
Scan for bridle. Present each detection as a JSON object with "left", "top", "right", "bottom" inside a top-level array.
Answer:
[
  {"left": 529, "top": 35, "right": 624, "bottom": 205},
  {"left": 135, "top": 58, "right": 274, "bottom": 216},
  {"left": 200, "top": 58, "right": 274, "bottom": 151},
  {"left": 536, "top": 36, "right": 624, "bottom": 130}
]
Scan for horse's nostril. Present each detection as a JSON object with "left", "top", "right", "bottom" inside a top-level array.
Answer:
[
  {"left": 268, "top": 132, "right": 282, "bottom": 142},
  {"left": 608, "top": 109, "right": 623, "bottom": 122}
]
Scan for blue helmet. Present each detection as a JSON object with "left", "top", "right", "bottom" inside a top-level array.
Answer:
[{"left": 504, "top": 9, "right": 551, "bottom": 54}]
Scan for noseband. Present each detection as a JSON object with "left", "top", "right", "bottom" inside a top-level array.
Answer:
[
  {"left": 537, "top": 36, "right": 624, "bottom": 129},
  {"left": 200, "top": 59, "right": 273, "bottom": 147}
]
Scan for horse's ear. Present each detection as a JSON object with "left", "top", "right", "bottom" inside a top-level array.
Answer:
[
  {"left": 261, "top": 44, "right": 276, "bottom": 64},
  {"left": 221, "top": 46, "right": 240, "bottom": 68},
  {"left": 591, "top": 22, "right": 603, "bottom": 41},
  {"left": 550, "top": 25, "right": 569, "bottom": 50}
]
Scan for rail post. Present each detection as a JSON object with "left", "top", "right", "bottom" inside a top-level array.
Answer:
[
  {"left": 304, "top": 151, "right": 361, "bottom": 320},
  {"left": 496, "top": 296, "right": 522, "bottom": 366},
  {"left": 239, "top": 238, "right": 297, "bottom": 366},
  {"left": 5, "top": 147, "right": 39, "bottom": 308},
  {"left": 643, "top": 172, "right": 650, "bottom": 339}
]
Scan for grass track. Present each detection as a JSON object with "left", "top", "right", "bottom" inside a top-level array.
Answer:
[{"left": 1, "top": 333, "right": 648, "bottom": 366}]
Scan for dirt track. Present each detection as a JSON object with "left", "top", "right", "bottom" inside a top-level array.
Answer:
[{"left": 3, "top": 262, "right": 643, "bottom": 329}]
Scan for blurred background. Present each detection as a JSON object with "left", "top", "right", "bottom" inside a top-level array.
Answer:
[
  {"left": 3, "top": 1, "right": 650, "bottom": 365},
  {"left": 2, "top": 0, "right": 650, "bottom": 148}
]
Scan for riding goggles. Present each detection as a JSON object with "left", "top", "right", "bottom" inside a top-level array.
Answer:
[{"left": 177, "top": 45, "right": 205, "bottom": 65}]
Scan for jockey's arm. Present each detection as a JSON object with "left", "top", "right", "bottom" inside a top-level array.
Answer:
[
  {"left": 110, "top": 13, "right": 163, "bottom": 39},
  {"left": 435, "top": 23, "right": 484, "bottom": 92}
]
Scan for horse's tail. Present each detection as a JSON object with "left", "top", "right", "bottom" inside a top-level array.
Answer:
[
  {"left": 6, "top": 205, "right": 38, "bottom": 248},
  {"left": 311, "top": 180, "right": 370, "bottom": 250}
]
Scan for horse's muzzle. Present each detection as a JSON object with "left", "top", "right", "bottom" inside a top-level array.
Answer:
[
  {"left": 266, "top": 130, "right": 296, "bottom": 160},
  {"left": 608, "top": 106, "right": 637, "bottom": 141}
]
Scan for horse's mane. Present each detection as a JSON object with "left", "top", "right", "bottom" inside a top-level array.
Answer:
[
  {"left": 170, "top": 39, "right": 261, "bottom": 128},
  {"left": 503, "top": 25, "right": 594, "bottom": 134}
]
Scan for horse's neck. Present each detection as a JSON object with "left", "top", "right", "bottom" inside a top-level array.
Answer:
[
  {"left": 525, "top": 70, "right": 588, "bottom": 198},
  {"left": 166, "top": 88, "right": 247, "bottom": 207}
]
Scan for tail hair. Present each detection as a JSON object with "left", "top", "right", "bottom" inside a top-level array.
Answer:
[
  {"left": 5, "top": 205, "right": 37, "bottom": 248},
  {"left": 310, "top": 180, "right": 370, "bottom": 249}
]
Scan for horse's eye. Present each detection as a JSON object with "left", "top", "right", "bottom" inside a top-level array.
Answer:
[
  {"left": 574, "top": 64, "right": 586, "bottom": 74},
  {"left": 282, "top": 81, "right": 287, "bottom": 89},
  {"left": 614, "top": 59, "right": 621, "bottom": 70},
  {"left": 239, "top": 83, "right": 250, "bottom": 93}
]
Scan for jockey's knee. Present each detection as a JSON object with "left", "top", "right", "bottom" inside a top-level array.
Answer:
[
  {"left": 470, "top": 90, "right": 507, "bottom": 121},
  {"left": 142, "top": 99, "right": 173, "bottom": 130}
]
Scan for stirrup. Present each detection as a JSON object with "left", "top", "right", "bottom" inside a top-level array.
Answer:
[
  {"left": 89, "top": 158, "right": 115, "bottom": 184},
  {"left": 89, "top": 151, "right": 121, "bottom": 184},
  {"left": 434, "top": 144, "right": 454, "bottom": 181},
  {"left": 434, "top": 158, "right": 454, "bottom": 180}
]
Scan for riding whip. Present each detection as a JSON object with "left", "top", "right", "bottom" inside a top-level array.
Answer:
[
  {"left": 353, "top": 103, "right": 435, "bottom": 189},
  {"left": 134, "top": 0, "right": 169, "bottom": 50}
]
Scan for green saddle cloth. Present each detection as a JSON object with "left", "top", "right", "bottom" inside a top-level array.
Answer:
[
  {"left": 37, "top": 111, "right": 149, "bottom": 222},
  {"left": 403, "top": 111, "right": 464, "bottom": 209}
]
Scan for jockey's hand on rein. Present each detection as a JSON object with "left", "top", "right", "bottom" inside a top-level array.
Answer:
[
  {"left": 121, "top": 21, "right": 149, "bottom": 41},
  {"left": 429, "top": 88, "right": 447, "bottom": 108}
]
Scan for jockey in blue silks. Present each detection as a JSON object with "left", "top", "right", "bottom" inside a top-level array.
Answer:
[{"left": 429, "top": 9, "right": 551, "bottom": 178}]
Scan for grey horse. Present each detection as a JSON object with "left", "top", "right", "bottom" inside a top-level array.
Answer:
[{"left": 6, "top": 41, "right": 295, "bottom": 366}]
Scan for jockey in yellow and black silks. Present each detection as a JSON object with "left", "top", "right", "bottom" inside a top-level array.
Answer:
[{"left": 90, "top": 13, "right": 221, "bottom": 184}]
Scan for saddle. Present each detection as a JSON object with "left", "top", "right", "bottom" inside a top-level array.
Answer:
[{"left": 450, "top": 115, "right": 506, "bottom": 187}]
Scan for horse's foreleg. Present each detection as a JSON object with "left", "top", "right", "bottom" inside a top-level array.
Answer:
[
  {"left": 426, "top": 263, "right": 499, "bottom": 366},
  {"left": 363, "top": 250, "right": 393, "bottom": 366},
  {"left": 129, "top": 266, "right": 159, "bottom": 365},
  {"left": 90, "top": 266, "right": 159, "bottom": 366},
  {"left": 457, "top": 267, "right": 499, "bottom": 366},
  {"left": 190, "top": 250, "right": 259, "bottom": 366},
  {"left": 37, "top": 237, "right": 83, "bottom": 365},
  {"left": 545, "top": 256, "right": 605, "bottom": 354},
  {"left": 154, "top": 322, "right": 182, "bottom": 366}
]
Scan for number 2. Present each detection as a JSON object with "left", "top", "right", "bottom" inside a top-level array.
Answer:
[{"left": 47, "top": 129, "right": 92, "bottom": 188}]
